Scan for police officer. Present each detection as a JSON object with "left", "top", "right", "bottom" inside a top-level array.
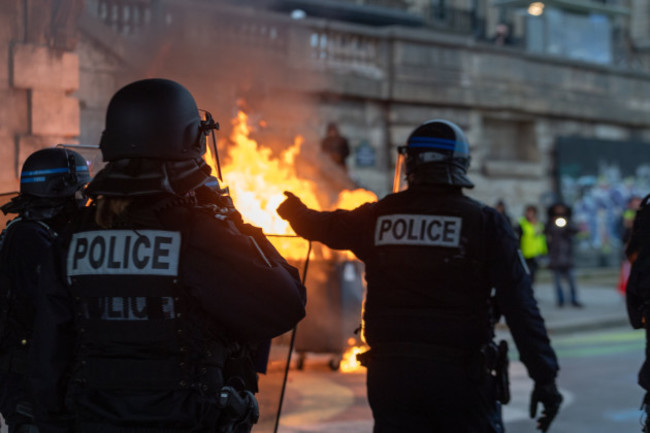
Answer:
[
  {"left": 624, "top": 194, "right": 650, "bottom": 431},
  {"left": 517, "top": 205, "right": 548, "bottom": 285},
  {"left": 277, "top": 119, "right": 562, "bottom": 432},
  {"left": 0, "top": 148, "right": 90, "bottom": 433},
  {"left": 29, "top": 79, "right": 306, "bottom": 433}
]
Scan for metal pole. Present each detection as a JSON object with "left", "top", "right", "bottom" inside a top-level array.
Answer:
[{"left": 273, "top": 240, "right": 312, "bottom": 433}]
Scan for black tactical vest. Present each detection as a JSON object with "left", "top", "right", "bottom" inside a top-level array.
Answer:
[
  {"left": 64, "top": 217, "right": 228, "bottom": 394},
  {"left": 362, "top": 188, "right": 493, "bottom": 350}
]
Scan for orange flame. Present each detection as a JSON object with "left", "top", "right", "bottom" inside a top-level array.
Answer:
[
  {"left": 339, "top": 341, "right": 369, "bottom": 374},
  {"left": 334, "top": 188, "right": 378, "bottom": 210},
  {"left": 208, "top": 110, "right": 377, "bottom": 259}
]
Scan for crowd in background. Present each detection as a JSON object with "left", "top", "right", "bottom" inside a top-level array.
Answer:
[{"left": 493, "top": 196, "right": 645, "bottom": 308}]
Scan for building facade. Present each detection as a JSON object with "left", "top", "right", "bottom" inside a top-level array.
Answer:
[{"left": 3, "top": 0, "right": 650, "bottom": 265}]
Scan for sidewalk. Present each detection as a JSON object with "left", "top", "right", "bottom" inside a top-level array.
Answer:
[{"left": 526, "top": 267, "right": 629, "bottom": 335}]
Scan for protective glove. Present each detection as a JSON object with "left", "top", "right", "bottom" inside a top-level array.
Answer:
[
  {"left": 529, "top": 382, "right": 563, "bottom": 432},
  {"left": 276, "top": 191, "right": 306, "bottom": 220}
]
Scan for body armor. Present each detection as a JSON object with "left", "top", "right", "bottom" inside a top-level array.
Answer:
[{"left": 63, "top": 209, "right": 233, "bottom": 431}]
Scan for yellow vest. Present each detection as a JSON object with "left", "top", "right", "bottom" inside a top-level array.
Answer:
[
  {"left": 623, "top": 208, "right": 637, "bottom": 223},
  {"left": 518, "top": 217, "right": 547, "bottom": 259}
]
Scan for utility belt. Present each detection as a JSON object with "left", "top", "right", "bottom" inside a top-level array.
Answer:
[
  {"left": 482, "top": 340, "right": 510, "bottom": 404},
  {"left": 216, "top": 386, "right": 259, "bottom": 433},
  {"left": 357, "top": 340, "right": 510, "bottom": 404},
  {"left": 73, "top": 385, "right": 260, "bottom": 433}
]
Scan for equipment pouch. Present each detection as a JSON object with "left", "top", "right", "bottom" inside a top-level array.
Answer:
[
  {"left": 495, "top": 340, "right": 510, "bottom": 404},
  {"left": 217, "top": 386, "right": 259, "bottom": 433},
  {"left": 224, "top": 349, "right": 259, "bottom": 393}
]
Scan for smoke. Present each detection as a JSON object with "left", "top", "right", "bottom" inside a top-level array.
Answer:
[
  {"left": 122, "top": 1, "right": 325, "bottom": 149},
  {"left": 78, "top": 0, "right": 365, "bottom": 207}
]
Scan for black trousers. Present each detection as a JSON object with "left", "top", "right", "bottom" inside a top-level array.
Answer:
[{"left": 366, "top": 355, "right": 504, "bottom": 433}]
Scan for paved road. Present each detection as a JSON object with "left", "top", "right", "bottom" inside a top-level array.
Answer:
[
  {"left": 277, "top": 326, "right": 648, "bottom": 433},
  {"left": 0, "top": 328, "right": 642, "bottom": 433},
  {"left": 504, "top": 327, "right": 647, "bottom": 433}
]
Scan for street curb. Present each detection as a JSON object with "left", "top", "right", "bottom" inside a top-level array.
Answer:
[
  {"left": 496, "top": 315, "right": 631, "bottom": 337},
  {"left": 546, "top": 316, "right": 631, "bottom": 335}
]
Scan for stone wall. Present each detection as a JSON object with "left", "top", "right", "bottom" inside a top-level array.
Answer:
[
  {"left": 2, "top": 0, "right": 649, "bottom": 265},
  {"left": 0, "top": 0, "right": 82, "bottom": 193},
  {"left": 69, "top": 2, "right": 650, "bottom": 220}
]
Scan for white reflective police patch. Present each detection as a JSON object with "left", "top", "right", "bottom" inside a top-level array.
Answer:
[
  {"left": 375, "top": 214, "right": 462, "bottom": 247},
  {"left": 67, "top": 230, "right": 181, "bottom": 276},
  {"left": 82, "top": 296, "right": 176, "bottom": 320}
]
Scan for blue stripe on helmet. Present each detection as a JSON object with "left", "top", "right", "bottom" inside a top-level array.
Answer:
[
  {"left": 407, "top": 136, "right": 468, "bottom": 154},
  {"left": 21, "top": 165, "right": 88, "bottom": 178},
  {"left": 20, "top": 176, "right": 47, "bottom": 184},
  {"left": 21, "top": 167, "right": 70, "bottom": 176}
]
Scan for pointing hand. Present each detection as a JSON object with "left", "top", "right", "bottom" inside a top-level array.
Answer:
[{"left": 277, "top": 191, "right": 306, "bottom": 220}]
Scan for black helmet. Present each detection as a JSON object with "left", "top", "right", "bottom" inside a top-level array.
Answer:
[
  {"left": 20, "top": 148, "right": 90, "bottom": 198},
  {"left": 393, "top": 119, "right": 473, "bottom": 191},
  {"left": 99, "top": 78, "right": 208, "bottom": 161},
  {"left": 89, "top": 78, "right": 220, "bottom": 197}
]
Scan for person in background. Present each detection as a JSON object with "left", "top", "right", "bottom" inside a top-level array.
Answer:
[
  {"left": 545, "top": 202, "right": 582, "bottom": 308},
  {"left": 624, "top": 194, "right": 650, "bottom": 432},
  {"left": 0, "top": 148, "right": 90, "bottom": 433},
  {"left": 517, "top": 205, "right": 548, "bottom": 285},
  {"left": 622, "top": 196, "right": 643, "bottom": 247},
  {"left": 277, "top": 119, "right": 561, "bottom": 433},
  {"left": 320, "top": 122, "right": 350, "bottom": 170},
  {"left": 492, "top": 23, "right": 514, "bottom": 46},
  {"left": 495, "top": 199, "right": 513, "bottom": 227},
  {"left": 619, "top": 196, "right": 643, "bottom": 295},
  {"left": 29, "top": 79, "right": 306, "bottom": 433}
]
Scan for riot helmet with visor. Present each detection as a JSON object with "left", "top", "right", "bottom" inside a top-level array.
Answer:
[{"left": 393, "top": 119, "right": 473, "bottom": 192}]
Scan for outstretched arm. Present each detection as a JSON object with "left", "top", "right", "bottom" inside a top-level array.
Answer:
[{"left": 276, "top": 191, "right": 374, "bottom": 258}]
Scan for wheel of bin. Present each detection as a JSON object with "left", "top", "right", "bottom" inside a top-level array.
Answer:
[
  {"left": 296, "top": 353, "right": 306, "bottom": 370},
  {"left": 329, "top": 357, "right": 341, "bottom": 371}
]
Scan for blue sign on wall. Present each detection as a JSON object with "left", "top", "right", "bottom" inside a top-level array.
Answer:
[{"left": 355, "top": 141, "right": 376, "bottom": 167}]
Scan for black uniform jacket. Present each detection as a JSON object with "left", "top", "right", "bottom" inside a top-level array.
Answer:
[
  {"left": 625, "top": 194, "right": 650, "bottom": 390},
  {"left": 30, "top": 201, "right": 306, "bottom": 433},
  {"left": 0, "top": 219, "right": 57, "bottom": 366},
  {"left": 282, "top": 185, "right": 558, "bottom": 385}
]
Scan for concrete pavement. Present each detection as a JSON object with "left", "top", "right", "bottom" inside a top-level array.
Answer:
[
  {"left": 0, "top": 268, "right": 629, "bottom": 433},
  {"left": 530, "top": 267, "right": 629, "bottom": 335},
  {"left": 276, "top": 267, "right": 633, "bottom": 433}
]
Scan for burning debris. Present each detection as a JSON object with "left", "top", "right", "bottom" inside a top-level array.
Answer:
[
  {"left": 210, "top": 109, "right": 376, "bottom": 257},
  {"left": 208, "top": 109, "right": 375, "bottom": 373}
]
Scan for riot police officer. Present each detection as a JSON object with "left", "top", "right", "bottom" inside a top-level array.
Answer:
[
  {"left": 277, "top": 119, "right": 562, "bottom": 432},
  {"left": 29, "top": 79, "right": 306, "bottom": 433},
  {"left": 0, "top": 147, "right": 90, "bottom": 433},
  {"left": 624, "top": 194, "right": 650, "bottom": 431}
]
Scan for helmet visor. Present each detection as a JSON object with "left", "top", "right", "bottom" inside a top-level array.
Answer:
[{"left": 393, "top": 152, "right": 408, "bottom": 193}]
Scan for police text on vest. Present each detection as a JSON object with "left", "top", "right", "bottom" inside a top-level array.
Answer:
[
  {"left": 67, "top": 230, "right": 181, "bottom": 276},
  {"left": 375, "top": 214, "right": 462, "bottom": 247}
]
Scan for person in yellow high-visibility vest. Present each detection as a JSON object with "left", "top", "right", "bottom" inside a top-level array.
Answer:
[{"left": 517, "top": 204, "right": 548, "bottom": 284}]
